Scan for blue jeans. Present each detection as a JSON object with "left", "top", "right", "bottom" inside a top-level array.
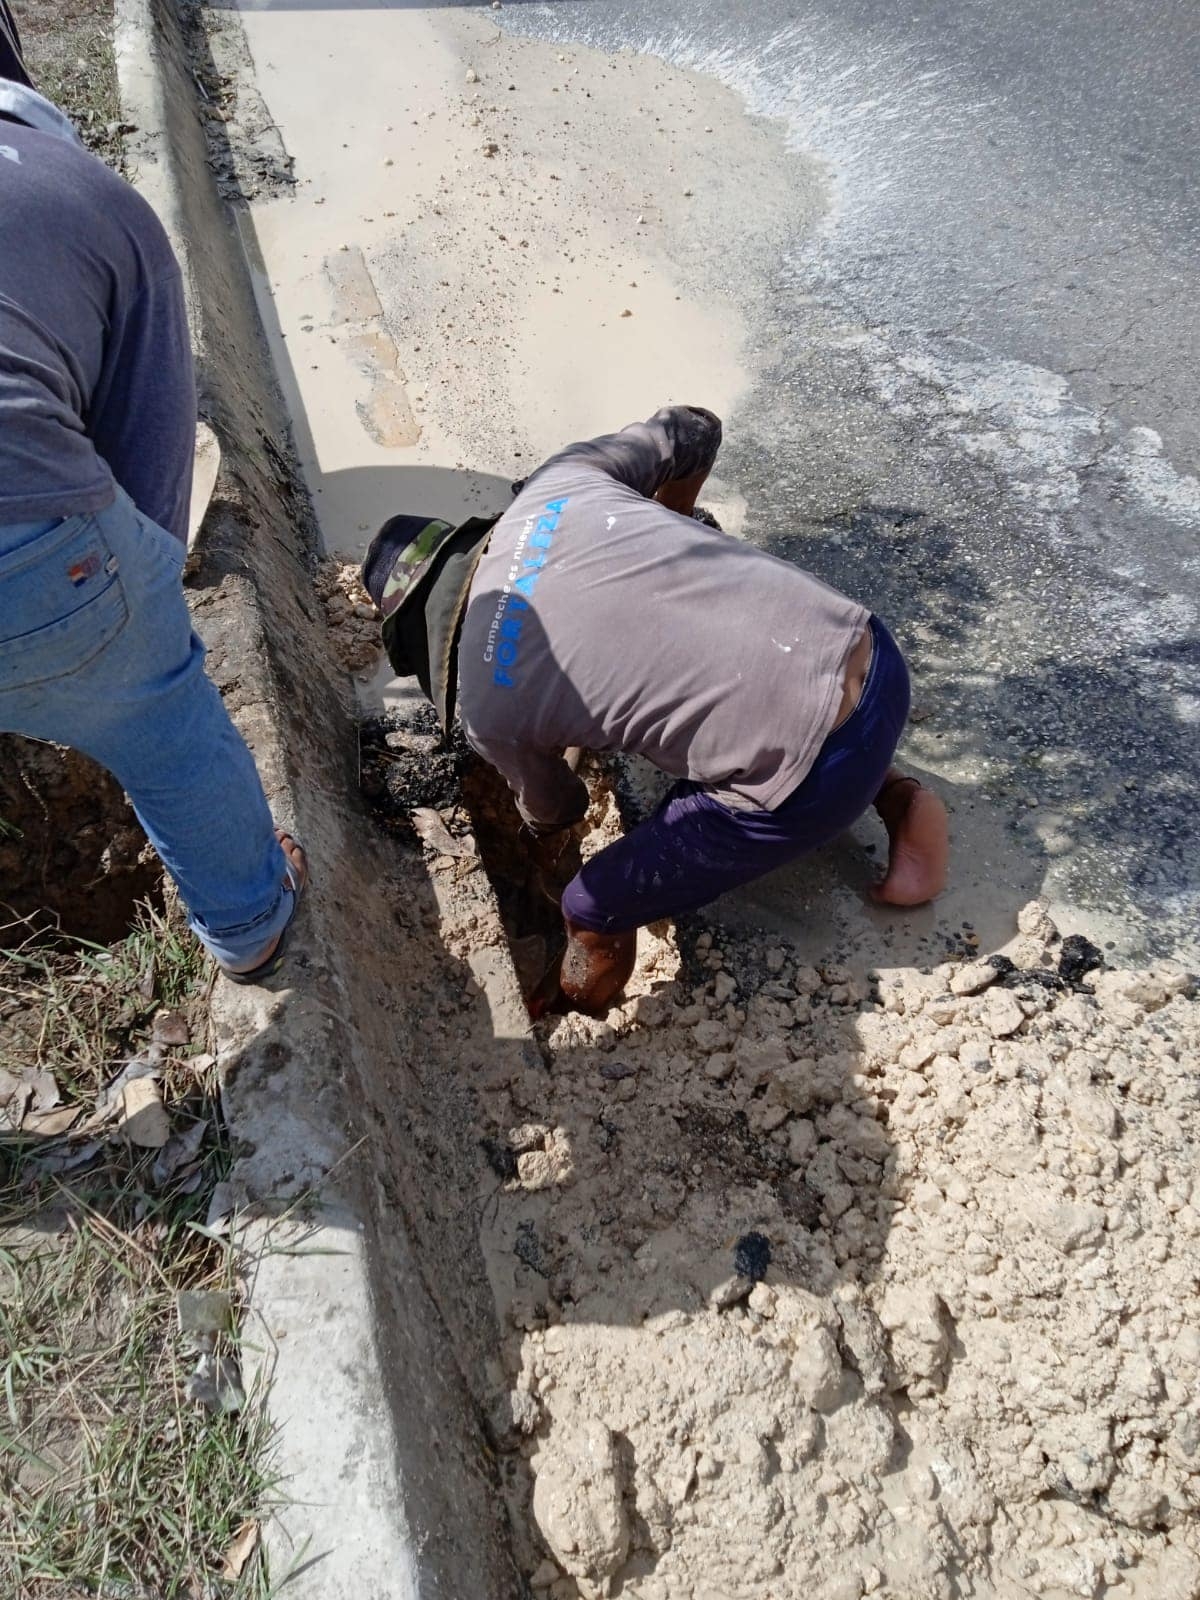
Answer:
[{"left": 0, "top": 491, "right": 290, "bottom": 965}]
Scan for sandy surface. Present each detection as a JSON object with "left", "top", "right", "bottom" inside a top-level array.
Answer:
[
  {"left": 208, "top": 5, "right": 1200, "bottom": 1597},
  {"left": 222, "top": 2, "right": 779, "bottom": 603}
]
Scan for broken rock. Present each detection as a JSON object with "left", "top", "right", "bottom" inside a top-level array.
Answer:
[
  {"left": 151, "top": 1008, "right": 190, "bottom": 1046},
  {"left": 692, "top": 1019, "right": 729, "bottom": 1053},
  {"left": 791, "top": 1327, "right": 844, "bottom": 1412},
  {"left": 185, "top": 1350, "right": 245, "bottom": 1414},
  {"left": 824, "top": 1401, "right": 896, "bottom": 1478},
  {"left": 703, "top": 1052, "right": 735, "bottom": 1082},
  {"left": 982, "top": 987, "right": 1025, "bottom": 1039},
  {"left": 950, "top": 960, "right": 1000, "bottom": 997},
  {"left": 119, "top": 1077, "right": 170, "bottom": 1148},
  {"left": 877, "top": 1286, "right": 952, "bottom": 1391},
  {"left": 177, "top": 1289, "right": 234, "bottom": 1335},
  {"left": 531, "top": 1418, "right": 628, "bottom": 1591},
  {"left": 1034, "top": 1198, "right": 1106, "bottom": 1255}
]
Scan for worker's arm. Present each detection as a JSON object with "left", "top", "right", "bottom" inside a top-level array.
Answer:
[
  {"left": 525, "top": 405, "right": 723, "bottom": 502},
  {"left": 472, "top": 738, "right": 590, "bottom": 834},
  {"left": 88, "top": 264, "right": 197, "bottom": 545}
]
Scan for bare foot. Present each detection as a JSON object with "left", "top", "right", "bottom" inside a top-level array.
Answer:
[
  {"left": 871, "top": 772, "right": 949, "bottom": 906},
  {"left": 222, "top": 829, "right": 308, "bottom": 975},
  {"left": 559, "top": 921, "right": 638, "bottom": 1015}
]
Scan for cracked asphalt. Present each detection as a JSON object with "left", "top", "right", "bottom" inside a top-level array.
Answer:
[{"left": 486, "top": 0, "right": 1199, "bottom": 959}]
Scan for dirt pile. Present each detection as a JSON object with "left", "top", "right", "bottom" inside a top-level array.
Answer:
[
  {"left": 313, "top": 554, "right": 381, "bottom": 674},
  {"left": 467, "top": 847, "right": 1199, "bottom": 1598}
]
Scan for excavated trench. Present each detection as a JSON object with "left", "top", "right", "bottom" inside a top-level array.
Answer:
[
  {"left": 0, "top": 736, "right": 161, "bottom": 943},
  {"left": 359, "top": 702, "right": 573, "bottom": 1007}
]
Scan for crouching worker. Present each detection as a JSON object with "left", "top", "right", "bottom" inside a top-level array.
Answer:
[{"left": 361, "top": 406, "right": 948, "bottom": 1014}]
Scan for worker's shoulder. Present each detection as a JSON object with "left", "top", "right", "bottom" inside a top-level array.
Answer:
[{"left": 2, "top": 124, "right": 174, "bottom": 267}]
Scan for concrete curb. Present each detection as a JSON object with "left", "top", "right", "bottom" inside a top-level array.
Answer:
[
  {"left": 112, "top": 5, "right": 422, "bottom": 1595},
  {"left": 113, "top": 0, "right": 198, "bottom": 324},
  {"left": 112, "top": 4, "right": 522, "bottom": 1594}
]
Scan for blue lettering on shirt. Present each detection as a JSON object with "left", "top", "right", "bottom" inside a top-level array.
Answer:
[{"left": 490, "top": 495, "right": 569, "bottom": 689}]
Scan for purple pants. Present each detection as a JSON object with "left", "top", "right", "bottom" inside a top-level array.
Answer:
[{"left": 561, "top": 616, "right": 910, "bottom": 933}]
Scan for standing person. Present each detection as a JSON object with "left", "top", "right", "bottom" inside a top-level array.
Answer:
[
  {"left": 0, "top": 44, "right": 306, "bottom": 980},
  {"left": 361, "top": 404, "right": 949, "bottom": 1014}
]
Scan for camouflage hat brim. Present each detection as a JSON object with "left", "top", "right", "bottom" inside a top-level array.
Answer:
[{"left": 361, "top": 515, "right": 455, "bottom": 619}]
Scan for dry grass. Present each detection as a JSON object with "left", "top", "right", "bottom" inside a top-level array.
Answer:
[
  {"left": 19, "top": 0, "right": 126, "bottom": 168},
  {"left": 6, "top": 7, "right": 285, "bottom": 1591},
  {"left": 0, "top": 909, "right": 279, "bottom": 1599}
]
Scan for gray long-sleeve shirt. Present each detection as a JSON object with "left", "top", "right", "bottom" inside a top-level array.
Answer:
[
  {"left": 0, "top": 102, "right": 194, "bottom": 540},
  {"left": 458, "top": 408, "right": 869, "bottom": 828}
]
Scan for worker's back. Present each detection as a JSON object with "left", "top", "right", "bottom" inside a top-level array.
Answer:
[
  {"left": 459, "top": 418, "right": 868, "bottom": 818},
  {"left": 0, "top": 95, "right": 193, "bottom": 539}
]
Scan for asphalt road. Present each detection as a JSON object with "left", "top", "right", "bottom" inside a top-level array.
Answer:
[{"left": 489, "top": 0, "right": 1199, "bottom": 958}]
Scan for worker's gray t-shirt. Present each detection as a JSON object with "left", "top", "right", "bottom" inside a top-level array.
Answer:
[
  {"left": 458, "top": 409, "right": 870, "bottom": 828},
  {"left": 0, "top": 113, "right": 194, "bottom": 540}
]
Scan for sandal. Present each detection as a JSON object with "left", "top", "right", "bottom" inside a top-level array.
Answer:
[{"left": 219, "top": 831, "right": 307, "bottom": 985}]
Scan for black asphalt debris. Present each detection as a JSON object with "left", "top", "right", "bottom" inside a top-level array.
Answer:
[
  {"left": 733, "top": 1230, "right": 772, "bottom": 1283},
  {"left": 1059, "top": 933, "right": 1105, "bottom": 987}
]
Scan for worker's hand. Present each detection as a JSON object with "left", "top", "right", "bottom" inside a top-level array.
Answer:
[{"left": 656, "top": 468, "right": 711, "bottom": 517}]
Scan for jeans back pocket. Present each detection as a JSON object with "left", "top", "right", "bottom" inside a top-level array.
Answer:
[{"left": 0, "top": 516, "right": 130, "bottom": 693}]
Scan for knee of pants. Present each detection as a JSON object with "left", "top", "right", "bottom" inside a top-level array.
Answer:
[{"left": 560, "top": 790, "right": 751, "bottom": 933}]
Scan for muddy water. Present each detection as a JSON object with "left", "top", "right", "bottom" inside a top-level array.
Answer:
[{"left": 358, "top": 702, "right": 573, "bottom": 1005}]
